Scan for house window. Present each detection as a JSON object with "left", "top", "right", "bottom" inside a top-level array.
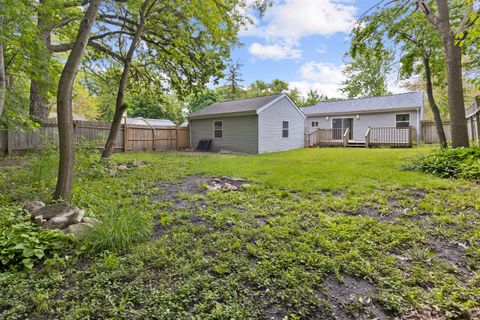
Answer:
[
  {"left": 311, "top": 121, "right": 319, "bottom": 127},
  {"left": 282, "top": 121, "right": 289, "bottom": 138},
  {"left": 396, "top": 114, "right": 410, "bottom": 128},
  {"left": 213, "top": 120, "right": 223, "bottom": 138}
]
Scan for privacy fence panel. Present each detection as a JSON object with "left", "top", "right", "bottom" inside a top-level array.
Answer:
[
  {"left": 0, "top": 119, "right": 189, "bottom": 156},
  {"left": 420, "top": 120, "right": 451, "bottom": 144}
]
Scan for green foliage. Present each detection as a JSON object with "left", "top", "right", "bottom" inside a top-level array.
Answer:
[
  {"left": 84, "top": 205, "right": 152, "bottom": 253},
  {"left": 0, "top": 206, "right": 70, "bottom": 270},
  {"left": 401, "top": 146, "right": 480, "bottom": 180},
  {"left": 127, "top": 93, "right": 185, "bottom": 123},
  {"left": 187, "top": 89, "right": 219, "bottom": 113}
]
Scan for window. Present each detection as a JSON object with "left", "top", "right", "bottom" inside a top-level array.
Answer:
[
  {"left": 311, "top": 121, "right": 319, "bottom": 127},
  {"left": 213, "top": 120, "right": 223, "bottom": 138},
  {"left": 396, "top": 114, "right": 410, "bottom": 128},
  {"left": 282, "top": 121, "right": 289, "bottom": 138}
]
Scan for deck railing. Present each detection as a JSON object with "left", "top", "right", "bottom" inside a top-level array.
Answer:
[
  {"left": 368, "top": 126, "right": 413, "bottom": 147},
  {"left": 365, "top": 127, "right": 371, "bottom": 148},
  {"left": 343, "top": 128, "right": 350, "bottom": 147}
]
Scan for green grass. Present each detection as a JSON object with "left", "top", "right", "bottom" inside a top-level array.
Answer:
[{"left": 0, "top": 147, "right": 479, "bottom": 319}]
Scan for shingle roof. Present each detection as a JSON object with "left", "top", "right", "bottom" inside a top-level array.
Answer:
[
  {"left": 124, "top": 118, "right": 176, "bottom": 127},
  {"left": 189, "top": 94, "right": 283, "bottom": 118},
  {"left": 301, "top": 92, "right": 424, "bottom": 115}
]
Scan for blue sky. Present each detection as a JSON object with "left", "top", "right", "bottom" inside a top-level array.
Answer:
[{"left": 223, "top": 0, "right": 403, "bottom": 98}]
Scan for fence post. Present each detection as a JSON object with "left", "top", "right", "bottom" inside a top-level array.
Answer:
[
  {"left": 123, "top": 118, "right": 128, "bottom": 152},
  {"left": 6, "top": 130, "right": 11, "bottom": 156},
  {"left": 176, "top": 126, "right": 179, "bottom": 150}
]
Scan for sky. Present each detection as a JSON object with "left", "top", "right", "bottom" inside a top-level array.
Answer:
[{"left": 224, "top": 0, "right": 407, "bottom": 98}]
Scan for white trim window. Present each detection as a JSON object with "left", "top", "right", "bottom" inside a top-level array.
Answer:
[
  {"left": 213, "top": 120, "right": 223, "bottom": 138},
  {"left": 282, "top": 121, "right": 289, "bottom": 138},
  {"left": 396, "top": 113, "right": 410, "bottom": 128}
]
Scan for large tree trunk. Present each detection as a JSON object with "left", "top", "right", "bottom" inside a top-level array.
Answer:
[
  {"left": 442, "top": 35, "right": 469, "bottom": 147},
  {"left": 29, "top": 1, "right": 51, "bottom": 119},
  {"left": 423, "top": 55, "right": 448, "bottom": 148},
  {"left": 54, "top": 0, "right": 101, "bottom": 201},
  {"left": 102, "top": 3, "right": 147, "bottom": 158},
  {"left": 0, "top": 17, "right": 5, "bottom": 118}
]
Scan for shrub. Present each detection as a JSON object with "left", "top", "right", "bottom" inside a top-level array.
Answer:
[
  {"left": 0, "top": 206, "right": 71, "bottom": 270},
  {"left": 84, "top": 205, "right": 152, "bottom": 253},
  {"left": 401, "top": 146, "right": 480, "bottom": 180}
]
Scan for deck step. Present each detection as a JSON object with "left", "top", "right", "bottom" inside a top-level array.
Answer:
[{"left": 346, "top": 142, "right": 366, "bottom": 148}]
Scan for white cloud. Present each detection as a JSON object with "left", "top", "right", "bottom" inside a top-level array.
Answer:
[
  {"left": 247, "top": 0, "right": 356, "bottom": 42},
  {"left": 289, "top": 60, "right": 347, "bottom": 98},
  {"left": 249, "top": 42, "right": 302, "bottom": 60},
  {"left": 299, "top": 61, "right": 345, "bottom": 83},
  {"left": 316, "top": 45, "right": 328, "bottom": 54}
]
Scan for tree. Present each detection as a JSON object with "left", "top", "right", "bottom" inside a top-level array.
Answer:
[
  {"left": 225, "top": 60, "right": 244, "bottom": 99},
  {"left": 416, "top": 0, "right": 473, "bottom": 147},
  {"left": 0, "top": 16, "right": 5, "bottom": 117},
  {"left": 341, "top": 46, "right": 392, "bottom": 99},
  {"left": 54, "top": 0, "right": 101, "bottom": 201},
  {"left": 350, "top": 5, "right": 448, "bottom": 147},
  {"left": 188, "top": 90, "right": 219, "bottom": 113},
  {"left": 270, "top": 79, "right": 289, "bottom": 94}
]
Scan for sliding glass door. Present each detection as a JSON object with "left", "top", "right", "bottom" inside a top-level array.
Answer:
[{"left": 332, "top": 118, "right": 353, "bottom": 140}]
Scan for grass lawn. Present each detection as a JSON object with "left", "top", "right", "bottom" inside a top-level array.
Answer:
[{"left": 0, "top": 147, "right": 479, "bottom": 319}]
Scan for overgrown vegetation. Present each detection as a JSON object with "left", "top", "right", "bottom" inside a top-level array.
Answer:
[
  {"left": 402, "top": 146, "right": 480, "bottom": 180},
  {"left": 0, "top": 148, "right": 479, "bottom": 319}
]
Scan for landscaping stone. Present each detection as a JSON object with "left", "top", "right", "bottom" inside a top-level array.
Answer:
[
  {"left": 33, "top": 215, "right": 46, "bottom": 227},
  {"left": 64, "top": 222, "right": 95, "bottom": 240},
  {"left": 44, "top": 216, "right": 70, "bottom": 229},
  {"left": 82, "top": 217, "right": 101, "bottom": 225},
  {"left": 23, "top": 200, "right": 45, "bottom": 213},
  {"left": 31, "top": 203, "right": 79, "bottom": 219},
  {"left": 117, "top": 164, "right": 128, "bottom": 171},
  {"left": 68, "top": 210, "right": 84, "bottom": 224}
]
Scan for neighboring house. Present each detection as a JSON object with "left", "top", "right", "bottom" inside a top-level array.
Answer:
[
  {"left": 302, "top": 92, "right": 424, "bottom": 143},
  {"left": 188, "top": 93, "right": 306, "bottom": 154},
  {"left": 123, "top": 117, "right": 177, "bottom": 127}
]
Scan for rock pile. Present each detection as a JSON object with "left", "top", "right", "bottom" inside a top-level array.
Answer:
[
  {"left": 23, "top": 201, "right": 100, "bottom": 240},
  {"left": 205, "top": 177, "right": 249, "bottom": 192}
]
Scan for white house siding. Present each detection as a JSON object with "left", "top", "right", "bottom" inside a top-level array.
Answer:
[
  {"left": 190, "top": 115, "right": 258, "bottom": 153},
  {"left": 258, "top": 96, "right": 305, "bottom": 153},
  {"left": 305, "top": 110, "right": 421, "bottom": 141}
]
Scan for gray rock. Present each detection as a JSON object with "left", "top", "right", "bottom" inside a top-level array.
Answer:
[
  {"left": 223, "top": 183, "right": 238, "bottom": 191},
  {"left": 207, "top": 184, "right": 222, "bottom": 191},
  {"left": 44, "top": 216, "right": 70, "bottom": 229},
  {"left": 117, "top": 164, "right": 128, "bottom": 171},
  {"left": 33, "top": 215, "right": 46, "bottom": 226},
  {"left": 81, "top": 217, "right": 101, "bottom": 225},
  {"left": 32, "top": 203, "right": 80, "bottom": 219},
  {"left": 68, "top": 210, "right": 84, "bottom": 224},
  {"left": 23, "top": 201, "right": 45, "bottom": 213},
  {"left": 64, "top": 222, "right": 94, "bottom": 240}
]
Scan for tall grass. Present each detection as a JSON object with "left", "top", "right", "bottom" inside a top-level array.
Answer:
[{"left": 84, "top": 205, "right": 152, "bottom": 252}]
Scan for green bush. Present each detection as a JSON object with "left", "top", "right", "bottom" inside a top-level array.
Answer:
[
  {"left": 401, "top": 146, "right": 480, "bottom": 180},
  {"left": 84, "top": 205, "right": 152, "bottom": 253},
  {"left": 0, "top": 206, "right": 71, "bottom": 270}
]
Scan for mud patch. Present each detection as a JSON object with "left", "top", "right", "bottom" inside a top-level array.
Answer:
[
  {"left": 359, "top": 206, "right": 398, "bottom": 222},
  {"left": 431, "top": 240, "right": 472, "bottom": 277},
  {"left": 263, "top": 304, "right": 288, "bottom": 320},
  {"left": 319, "top": 275, "right": 389, "bottom": 320},
  {"left": 152, "top": 175, "right": 248, "bottom": 204}
]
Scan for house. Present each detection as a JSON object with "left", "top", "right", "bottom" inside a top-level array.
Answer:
[
  {"left": 301, "top": 92, "right": 424, "bottom": 144},
  {"left": 188, "top": 93, "right": 306, "bottom": 154}
]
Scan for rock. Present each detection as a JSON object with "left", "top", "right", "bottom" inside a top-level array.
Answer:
[
  {"left": 44, "top": 216, "right": 70, "bottom": 229},
  {"left": 207, "top": 184, "right": 222, "bottom": 191},
  {"left": 33, "top": 215, "right": 46, "bottom": 227},
  {"left": 230, "top": 177, "right": 246, "bottom": 182},
  {"left": 31, "top": 203, "right": 80, "bottom": 219},
  {"left": 81, "top": 217, "right": 101, "bottom": 225},
  {"left": 64, "top": 222, "right": 94, "bottom": 240},
  {"left": 223, "top": 183, "right": 237, "bottom": 191},
  {"left": 68, "top": 209, "right": 84, "bottom": 224},
  {"left": 23, "top": 201, "right": 45, "bottom": 213},
  {"left": 117, "top": 164, "right": 128, "bottom": 171},
  {"left": 241, "top": 183, "right": 252, "bottom": 189}
]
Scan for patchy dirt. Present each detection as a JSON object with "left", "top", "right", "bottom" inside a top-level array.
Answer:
[
  {"left": 263, "top": 304, "right": 288, "bottom": 320},
  {"left": 152, "top": 175, "right": 247, "bottom": 203},
  {"left": 359, "top": 206, "right": 398, "bottom": 222},
  {"left": 318, "top": 275, "right": 389, "bottom": 320},
  {"left": 430, "top": 240, "right": 472, "bottom": 277},
  {"left": 0, "top": 157, "right": 28, "bottom": 168}
]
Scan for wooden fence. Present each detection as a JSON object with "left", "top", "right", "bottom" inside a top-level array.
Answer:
[
  {"left": 0, "top": 119, "right": 189, "bottom": 155},
  {"left": 420, "top": 120, "right": 451, "bottom": 144}
]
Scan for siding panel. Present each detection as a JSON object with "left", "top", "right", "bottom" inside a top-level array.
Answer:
[
  {"left": 190, "top": 115, "right": 258, "bottom": 153},
  {"left": 258, "top": 96, "right": 305, "bottom": 153}
]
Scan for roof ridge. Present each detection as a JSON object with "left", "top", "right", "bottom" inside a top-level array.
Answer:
[
  {"left": 306, "top": 91, "right": 423, "bottom": 107},
  {"left": 214, "top": 93, "right": 283, "bottom": 104}
]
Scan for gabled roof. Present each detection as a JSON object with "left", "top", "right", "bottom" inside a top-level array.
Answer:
[
  {"left": 301, "top": 92, "right": 424, "bottom": 116},
  {"left": 123, "top": 118, "right": 176, "bottom": 127},
  {"left": 188, "top": 94, "right": 283, "bottom": 119}
]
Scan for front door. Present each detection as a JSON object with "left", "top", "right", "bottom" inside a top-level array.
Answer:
[{"left": 332, "top": 118, "right": 353, "bottom": 140}]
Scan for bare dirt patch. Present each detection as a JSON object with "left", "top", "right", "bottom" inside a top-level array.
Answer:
[{"left": 319, "top": 275, "right": 389, "bottom": 320}]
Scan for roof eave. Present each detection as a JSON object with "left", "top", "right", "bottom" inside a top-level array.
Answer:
[
  {"left": 188, "top": 110, "right": 257, "bottom": 120},
  {"left": 302, "top": 106, "right": 422, "bottom": 117}
]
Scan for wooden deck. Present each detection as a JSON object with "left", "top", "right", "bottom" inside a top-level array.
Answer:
[{"left": 305, "top": 127, "right": 414, "bottom": 148}]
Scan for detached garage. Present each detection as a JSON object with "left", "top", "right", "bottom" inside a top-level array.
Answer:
[{"left": 188, "top": 93, "right": 306, "bottom": 154}]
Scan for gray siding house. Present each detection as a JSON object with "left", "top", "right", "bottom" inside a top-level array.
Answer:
[
  {"left": 302, "top": 92, "right": 424, "bottom": 143},
  {"left": 188, "top": 93, "right": 306, "bottom": 154}
]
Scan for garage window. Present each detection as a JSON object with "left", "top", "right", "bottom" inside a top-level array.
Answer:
[
  {"left": 311, "top": 121, "right": 319, "bottom": 127},
  {"left": 396, "top": 114, "right": 410, "bottom": 128},
  {"left": 282, "top": 121, "right": 289, "bottom": 138},
  {"left": 213, "top": 120, "right": 223, "bottom": 138}
]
